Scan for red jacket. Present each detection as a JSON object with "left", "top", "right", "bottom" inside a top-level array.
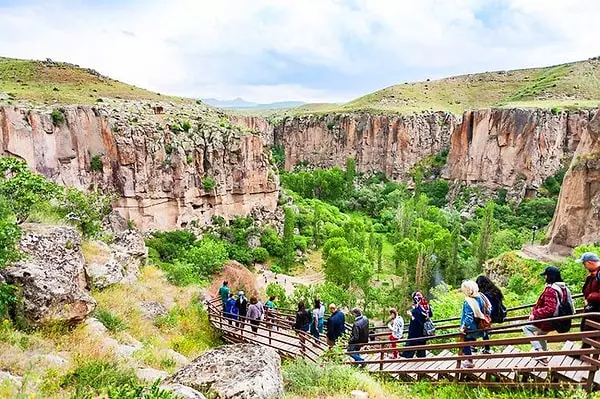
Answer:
[
  {"left": 583, "top": 271, "right": 600, "bottom": 306},
  {"left": 531, "top": 286, "right": 559, "bottom": 332}
]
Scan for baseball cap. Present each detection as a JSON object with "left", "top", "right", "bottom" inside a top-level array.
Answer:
[
  {"left": 540, "top": 265, "right": 561, "bottom": 277},
  {"left": 576, "top": 252, "right": 600, "bottom": 263}
]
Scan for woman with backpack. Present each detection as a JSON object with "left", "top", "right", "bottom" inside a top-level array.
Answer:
[
  {"left": 294, "top": 301, "right": 312, "bottom": 333},
  {"left": 523, "top": 266, "right": 573, "bottom": 366},
  {"left": 476, "top": 275, "right": 506, "bottom": 354},
  {"left": 401, "top": 291, "right": 433, "bottom": 359},
  {"left": 459, "top": 280, "right": 492, "bottom": 368}
]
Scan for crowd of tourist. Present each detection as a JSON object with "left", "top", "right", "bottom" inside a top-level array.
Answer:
[{"left": 215, "top": 251, "right": 600, "bottom": 368}]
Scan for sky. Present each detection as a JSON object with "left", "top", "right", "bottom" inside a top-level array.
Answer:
[{"left": 0, "top": 0, "right": 599, "bottom": 103}]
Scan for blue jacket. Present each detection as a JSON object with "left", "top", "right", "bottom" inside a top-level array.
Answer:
[
  {"left": 224, "top": 298, "right": 239, "bottom": 320},
  {"left": 460, "top": 296, "right": 489, "bottom": 338},
  {"left": 326, "top": 310, "right": 346, "bottom": 340},
  {"left": 407, "top": 306, "right": 433, "bottom": 340}
]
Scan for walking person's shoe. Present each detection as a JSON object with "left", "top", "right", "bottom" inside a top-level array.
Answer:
[
  {"left": 460, "top": 359, "right": 475, "bottom": 368},
  {"left": 481, "top": 349, "right": 492, "bottom": 355},
  {"left": 534, "top": 349, "right": 549, "bottom": 366}
]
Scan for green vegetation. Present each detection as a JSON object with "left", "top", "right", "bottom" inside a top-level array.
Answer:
[
  {"left": 90, "top": 155, "right": 103, "bottom": 173},
  {"left": 51, "top": 108, "right": 66, "bottom": 126},
  {"left": 202, "top": 176, "right": 216, "bottom": 191},
  {"left": 93, "top": 307, "right": 127, "bottom": 332},
  {"left": 0, "top": 57, "right": 183, "bottom": 104}
]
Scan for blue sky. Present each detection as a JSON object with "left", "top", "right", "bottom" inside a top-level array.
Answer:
[{"left": 0, "top": 0, "right": 598, "bottom": 103}]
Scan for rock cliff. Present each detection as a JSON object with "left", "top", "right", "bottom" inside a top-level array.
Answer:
[
  {"left": 0, "top": 101, "right": 279, "bottom": 230},
  {"left": 547, "top": 109, "right": 600, "bottom": 251}
]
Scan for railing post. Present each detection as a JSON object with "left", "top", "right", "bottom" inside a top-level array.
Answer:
[
  {"left": 379, "top": 342, "right": 384, "bottom": 371},
  {"left": 300, "top": 331, "right": 306, "bottom": 357}
]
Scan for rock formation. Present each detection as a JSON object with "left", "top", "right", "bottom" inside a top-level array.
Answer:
[
  {"left": 547, "top": 109, "right": 600, "bottom": 251},
  {"left": 1, "top": 224, "right": 96, "bottom": 326},
  {"left": 0, "top": 101, "right": 279, "bottom": 231},
  {"left": 167, "top": 343, "right": 283, "bottom": 399}
]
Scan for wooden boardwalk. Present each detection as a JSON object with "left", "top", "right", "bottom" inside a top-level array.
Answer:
[{"left": 207, "top": 298, "right": 600, "bottom": 391}]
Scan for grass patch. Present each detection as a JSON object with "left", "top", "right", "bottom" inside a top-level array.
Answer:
[{"left": 93, "top": 307, "right": 127, "bottom": 333}]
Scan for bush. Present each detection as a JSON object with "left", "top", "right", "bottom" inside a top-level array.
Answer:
[
  {"left": 181, "top": 120, "right": 192, "bottom": 132},
  {"left": 228, "top": 244, "right": 253, "bottom": 266},
  {"left": 185, "top": 238, "right": 228, "bottom": 278},
  {"left": 57, "top": 187, "right": 112, "bottom": 237},
  {"left": 252, "top": 247, "right": 269, "bottom": 263},
  {"left": 145, "top": 230, "right": 196, "bottom": 262},
  {"left": 94, "top": 308, "right": 127, "bottom": 332},
  {"left": 283, "top": 358, "right": 362, "bottom": 396},
  {"left": 260, "top": 227, "right": 284, "bottom": 257},
  {"left": 0, "top": 197, "right": 21, "bottom": 267},
  {"left": 90, "top": 155, "right": 103, "bottom": 172},
  {"left": 61, "top": 359, "right": 145, "bottom": 397},
  {"left": 159, "top": 260, "right": 201, "bottom": 286},
  {"left": 265, "top": 282, "right": 287, "bottom": 306},
  {"left": 271, "top": 145, "right": 285, "bottom": 169},
  {"left": 0, "top": 283, "right": 17, "bottom": 320},
  {"left": 51, "top": 109, "right": 65, "bottom": 126},
  {"left": 202, "top": 176, "right": 216, "bottom": 191}
]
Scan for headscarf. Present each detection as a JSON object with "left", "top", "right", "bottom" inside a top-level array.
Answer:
[
  {"left": 238, "top": 291, "right": 246, "bottom": 301},
  {"left": 412, "top": 291, "right": 430, "bottom": 315}
]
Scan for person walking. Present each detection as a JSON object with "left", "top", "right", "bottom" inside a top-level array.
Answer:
[
  {"left": 236, "top": 291, "right": 248, "bottom": 323},
  {"left": 476, "top": 275, "right": 506, "bottom": 354},
  {"left": 310, "top": 299, "right": 322, "bottom": 339},
  {"left": 218, "top": 281, "right": 230, "bottom": 311},
  {"left": 325, "top": 303, "right": 345, "bottom": 347},
  {"left": 247, "top": 296, "right": 262, "bottom": 333},
  {"left": 522, "top": 266, "right": 571, "bottom": 365},
  {"left": 387, "top": 308, "right": 404, "bottom": 359},
  {"left": 401, "top": 291, "right": 433, "bottom": 358},
  {"left": 459, "top": 280, "right": 492, "bottom": 368},
  {"left": 294, "top": 301, "right": 312, "bottom": 333},
  {"left": 317, "top": 299, "right": 326, "bottom": 335},
  {"left": 265, "top": 296, "right": 276, "bottom": 328},
  {"left": 224, "top": 293, "right": 239, "bottom": 326},
  {"left": 579, "top": 252, "right": 600, "bottom": 345},
  {"left": 347, "top": 308, "right": 369, "bottom": 364}
]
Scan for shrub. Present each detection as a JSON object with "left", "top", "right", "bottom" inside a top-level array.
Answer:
[
  {"left": 60, "top": 359, "right": 140, "bottom": 397},
  {"left": 252, "top": 247, "right": 269, "bottom": 263},
  {"left": 0, "top": 197, "right": 21, "bottom": 267},
  {"left": 265, "top": 282, "right": 287, "bottom": 306},
  {"left": 159, "top": 260, "right": 201, "bottom": 286},
  {"left": 94, "top": 307, "right": 127, "bottom": 332},
  {"left": 202, "top": 176, "right": 216, "bottom": 191},
  {"left": 90, "top": 155, "right": 103, "bottom": 173},
  {"left": 227, "top": 244, "right": 253, "bottom": 266},
  {"left": 164, "top": 144, "right": 174, "bottom": 155},
  {"left": 260, "top": 227, "right": 284, "bottom": 257},
  {"left": 51, "top": 109, "right": 65, "bottom": 126},
  {"left": 283, "top": 358, "right": 362, "bottom": 396},
  {"left": 145, "top": 230, "right": 196, "bottom": 262},
  {"left": 0, "top": 283, "right": 17, "bottom": 320},
  {"left": 185, "top": 238, "right": 228, "bottom": 278},
  {"left": 57, "top": 187, "right": 112, "bottom": 237},
  {"left": 182, "top": 120, "right": 192, "bottom": 132}
]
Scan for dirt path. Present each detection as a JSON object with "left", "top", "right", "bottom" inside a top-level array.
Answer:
[{"left": 255, "top": 266, "right": 325, "bottom": 296}]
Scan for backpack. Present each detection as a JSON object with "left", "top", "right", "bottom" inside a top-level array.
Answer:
[
  {"left": 490, "top": 300, "right": 507, "bottom": 324},
  {"left": 475, "top": 295, "right": 492, "bottom": 330},
  {"left": 422, "top": 312, "right": 436, "bottom": 337},
  {"left": 552, "top": 285, "right": 574, "bottom": 333}
]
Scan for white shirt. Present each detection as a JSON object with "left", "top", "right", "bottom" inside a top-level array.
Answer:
[{"left": 388, "top": 316, "right": 404, "bottom": 339}]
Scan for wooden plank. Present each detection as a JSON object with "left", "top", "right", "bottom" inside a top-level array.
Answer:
[{"left": 496, "top": 346, "right": 519, "bottom": 381}]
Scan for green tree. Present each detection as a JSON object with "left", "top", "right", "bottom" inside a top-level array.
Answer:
[
  {"left": 412, "top": 168, "right": 423, "bottom": 199},
  {"left": 265, "top": 282, "right": 287, "bottom": 307},
  {"left": 0, "top": 197, "right": 21, "bottom": 268},
  {"left": 345, "top": 157, "right": 356, "bottom": 193},
  {"left": 324, "top": 246, "right": 371, "bottom": 288},
  {"left": 322, "top": 237, "right": 348, "bottom": 260},
  {"left": 445, "top": 219, "right": 462, "bottom": 286},
  {"left": 185, "top": 238, "right": 228, "bottom": 278},
  {"left": 57, "top": 187, "right": 112, "bottom": 237},
  {"left": 252, "top": 247, "right": 269, "bottom": 263},
  {"left": 260, "top": 227, "right": 284, "bottom": 258},
  {"left": 476, "top": 202, "right": 495, "bottom": 270},
  {"left": 392, "top": 238, "right": 420, "bottom": 276},
  {"left": 281, "top": 206, "right": 296, "bottom": 271},
  {"left": 375, "top": 235, "right": 383, "bottom": 279}
]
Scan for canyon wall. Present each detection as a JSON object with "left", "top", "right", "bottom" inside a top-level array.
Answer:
[
  {"left": 547, "top": 109, "right": 600, "bottom": 251},
  {"left": 273, "top": 112, "right": 456, "bottom": 180},
  {"left": 0, "top": 103, "right": 279, "bottom": 230}
]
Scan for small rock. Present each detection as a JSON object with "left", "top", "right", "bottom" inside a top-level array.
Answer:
[
  {"left": 351, "top": 390, "right": 369, "bottom": 399},
  {"left": 116, "top": 343, "right": 138, "bottom": 358},
  {"left": 84, "top": 317, "right": 108, "bottom": 335},
  {"left": 140, "top": 301, "right": 168, "bottom": 320},
  {"left": 121, "top": 333, "right": 143, "bottom": 349},
  {"left": 167, "top": 349, "right": 189, "bottom": 366},
  {"left": 39, "top": 353, "right": 69, "bottom": 367},
  {"left": 160, "top": 383, "right": 207, "bottom": 399},
  {"left": 0, "top": 371, "right": 22, "bottom": 386},
  {"left": 136, "top": 367, "right": 168, "bottom": 383}
]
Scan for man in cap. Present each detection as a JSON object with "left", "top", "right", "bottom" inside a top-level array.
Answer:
[
  {"left": 578, "top": 252, "right": 600, "bottom": 344},
  {"left": 346, "top": 307, "right": 369, "bottom": 364}
]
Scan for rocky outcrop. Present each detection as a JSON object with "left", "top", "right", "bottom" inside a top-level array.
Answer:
[
  {"left": 444, "top": 108, "right": 586, "bottom": 195},
  {"left": 1, "top": 224, "right": 96, "bottom": 326},
  {"left": 271, "top": 112, "right": 455, "bottom": 179},
  {"left": 0, "top": 101, "right": 279, "bottom": 231},
  {"left": 167, "top": 344, "right": 283, "bottom": 399},
  {"left": 547, "top": 109, "right": 600, "bottom": 250},
  {"left": 83, "top": 229, "right": 147, "bottom": 289}
]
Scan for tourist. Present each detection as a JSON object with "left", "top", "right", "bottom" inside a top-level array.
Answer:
[
  {"left": 387, "top": 308, "right": 404, "bottom": 359},
  {"left": 257, "top": 298, "right": 266, "bottom": 321},
  {"left": 476, "top": 275, "right": 505, "bottom": 354},
  {"left": 325, "top": 303, "right": 345, "bottom": 347},
  {"left": 218, "top": 281, "right": 229, "bottom": 311},
  {"left": 522, "top": 266, "right": 569, "bottom": 365},
  {"left": 458, "top": 280, "right": 492, "bottom": 368},
  {"left": 247, "top": 296, "right": 262, "bottom": 333},
  {"left": 579, "top": 252, "right": 600, "bottom": 347},
  {"left": 293, "top": 301, "right": 312, "bottom": 333},
  {"left": 317, "top": 299, "right": 326, "bottom": 335},
  {"left": 401, "top": 291, "right": 433, "bottom": 358},
  {"left": 265, "top": 296, "right": 276, "bottom": 327},
  {"left": 347, "top": 308, "right": 369, "bottom": 364},
  {"left": 310, "top": 299, "right": 322, "bottom": 339},
  {"left": 224, "top": 293, "right": 239, "bottom": 325},
  {"left": 236, "top": 291, "right": 248, "bottom": 321}
]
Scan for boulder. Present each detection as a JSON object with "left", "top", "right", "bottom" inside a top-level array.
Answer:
[
  {"left": 136, "top": 367, "right": 169, "bottom": 383},
  {"left": 140, "top": 301, "right": 168, "bottom": 320},
  {"left": 166, "top": 344, "right": 283, "bottom": 399},
  {"left": 160, "top": 383, "right": 207, "bottom": 399},
  {"left": 84, "top": 229, "right": 147, "bottom": 289},
  {"left": 1, "top": 224, "right": 96, "bottom": 326}
]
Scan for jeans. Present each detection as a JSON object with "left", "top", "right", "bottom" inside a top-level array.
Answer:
[
  {"left": 462, "top": 336, "right": 476, "bottom": 356},
  {"left": 401, "top": 339, "right": 426, "bottom": 358},
  {"left": 522, "top": 324, "right": 549, "bottom": 351},
  {"left": 347, "top": 345, "right": 365, "bottom": 362}
]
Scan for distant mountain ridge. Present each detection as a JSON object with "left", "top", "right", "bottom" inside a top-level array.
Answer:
[{"left": 202, "top": 97, "right": 305, "bottom": 110}]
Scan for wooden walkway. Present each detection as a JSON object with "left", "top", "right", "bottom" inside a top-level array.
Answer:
[{"left": 207, "top": 297, "right": 600, "bottom": 391}]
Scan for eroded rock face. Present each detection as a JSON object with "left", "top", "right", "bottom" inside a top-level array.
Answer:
[
  {"left": 0, "top": 101, "right": 279, "bottom": 231},
  {"left": 1, "top": 224, "right": 96, "bottom": 326},
  {"left": 547, "top": 109, "right": 600, "bottom": 250},
  {"left": 167, "top": 344, "right": 283, "bottom": 399}
]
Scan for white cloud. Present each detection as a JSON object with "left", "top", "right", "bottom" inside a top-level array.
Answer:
[{"left": 0, "top": 0, "right": 598, "bottom": 102}]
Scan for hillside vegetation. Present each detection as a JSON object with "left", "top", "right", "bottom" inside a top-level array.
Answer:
[
  {"left": 0, "top": 57, "right": 185, "bottom": 105},
  {"left": 239, "top": 57, "right": 600, "bottom": 118}
]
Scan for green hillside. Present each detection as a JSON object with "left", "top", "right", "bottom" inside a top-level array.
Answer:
[{"left": 0, "top": 57, "right": 184, "bottom": 105}]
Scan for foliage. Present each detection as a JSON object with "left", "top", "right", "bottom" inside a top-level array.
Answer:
[
  {"left": 325, "top": 246, "right": 373, "bottom": 289},
  {"left": 0, "top": 197, "right": 21, "bottom": 267},
  {"left": 94, "top": 307, "right": 127, "bottom": 332},
  {"left": 60, "top": 359, "right": 137, "bottom": 396},
  {"left": 185, "top": 238, "right": 228, "bottom": 277},
  {"left": 281, "top": 206, "right": 296, "bottom": 271},
  {"left": 252, "top": 247, "right": 269, "bottom": 263},
  {"left": 283, "top": 358, "right": 363, "bottom": 396},
  {"left": 281, "top": 167, "right": 347, "bottom": 204},
  {"left": 475, "top": 202, "right": 495, "bottom": 271},
  {"left": 260, "top": 227, "right": 284, "bottom": 257},
  {"left": 271, "top": 145, "right": 285, "bottom": 170},
  {"left": 181, "top": 120, "right": 192, "bottom": 132},
  {"left": 51, "top": 108, "right": 66, "bottom": 125},
  {"left": 57, "top": 187, "right": 112, "bottom": 237},
  {"left": 0, "top": 283, "right": 17, "bottom": 320},
  {"left": 202, "top": 176, "right": 216, "bottom": 191},
  {"left": 146, "top": 230, "right": 196, "bottom": 263},
  {"left": 266, "top": 282, "right": 287, "bottom": 306},
  {"left": 345, "top": 157, "right": 356, "bottom": 190},
  {"left": 90, "top": 155, "right": 103, "bottom": 173}
]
